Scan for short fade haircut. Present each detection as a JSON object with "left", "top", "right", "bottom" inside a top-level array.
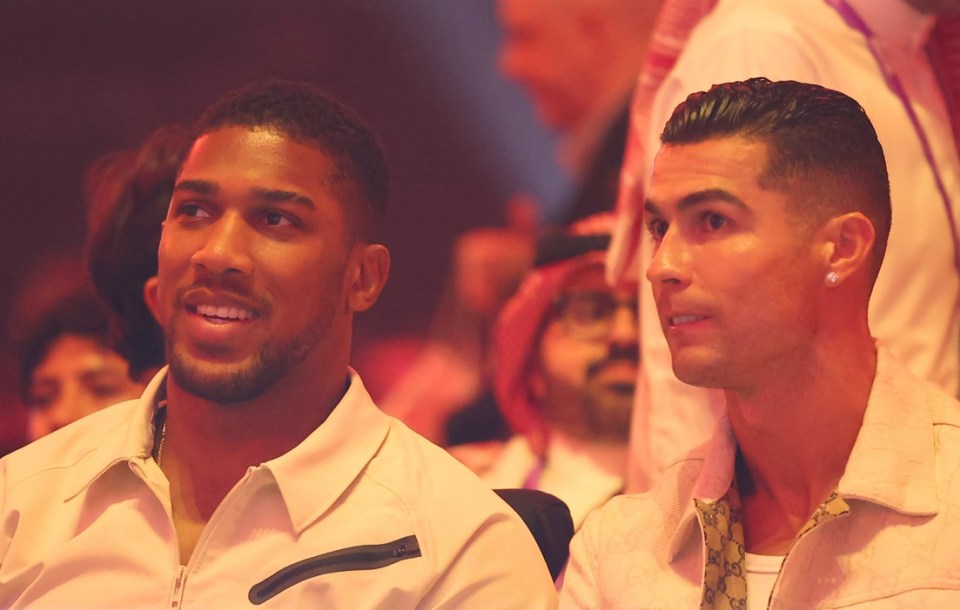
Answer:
[
  {"left": 661, "top": 77, "right": 891, "bottom": 282},
  {"left": 190, "top": 79, "right": 389, "bottom": 242}
]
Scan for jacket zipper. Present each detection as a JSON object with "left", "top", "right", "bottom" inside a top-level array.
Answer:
[
  {"left": 248, "top": 535, "right": 421, "bottom": 605},
  {"left": 169, "top": 565, "right": 187, "bottom": 609}
]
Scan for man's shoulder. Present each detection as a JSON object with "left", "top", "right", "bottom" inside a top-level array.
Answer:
[
  {"left": 691, "top": 0, "right": 832, "bottom": 42},
  {"left": 565, "top": 452, "right": 705, "bottom": 606},
  {"left": 701, "top": 0, "right": 834, "bottom": 34},
  {"left": 1, "top": 399, "right": 141, "bottom": 490},
  {"left": 579, "top": 449, "right": 706, "bottom": 546},
  {"left": 357, "top": 414, "right": 558, "bottom": 605},
  {"left": 672, "top": 0, "right": 847, "bottom": 77},
  {"left": 371, "top": 416, "right": 514, "bottom": 510}
]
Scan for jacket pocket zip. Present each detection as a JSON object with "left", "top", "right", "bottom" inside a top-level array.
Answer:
[{"left": 248, "top": 534, "right": 421, "bottom": 605}]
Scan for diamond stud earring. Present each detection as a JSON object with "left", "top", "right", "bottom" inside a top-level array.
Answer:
[{"left": 825, "top": 271, "right": 840, "bottom": 286}]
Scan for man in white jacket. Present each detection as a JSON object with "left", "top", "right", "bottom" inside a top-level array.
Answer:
[{"left": 0, "top": 79, "right": 558, "bottom": 610}]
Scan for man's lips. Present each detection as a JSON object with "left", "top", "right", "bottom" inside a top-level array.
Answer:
[
  {"left": 669, "top": 314, "right": 708, "bottom": 327},
  {"left": 194, "top": 304, "right": 256, "bottom": 321},
  {"left": 180, "top": 288, "right": 263, "bottom": 323}
]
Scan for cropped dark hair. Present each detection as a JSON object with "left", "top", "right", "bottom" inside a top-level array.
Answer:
[
  {"left": 190, "top": 79, "right": 389, "bottom": 242},
  {"left": 661, "top": 77, "right": 891, "bottom": 280}
]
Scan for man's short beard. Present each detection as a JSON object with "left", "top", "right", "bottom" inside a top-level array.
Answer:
[{"left": 165, "top": 306, "right": 333, "bottom": 405}]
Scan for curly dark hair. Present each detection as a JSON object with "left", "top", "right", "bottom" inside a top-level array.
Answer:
[{"left": 190, "top": 79, "right": 389, "bottom": 242}]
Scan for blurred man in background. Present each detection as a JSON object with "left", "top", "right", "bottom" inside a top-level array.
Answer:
[
  {"left": 455, "top": 215, "right": 638, "bottom": 528},
  {"left": 497, "top": 0, "right": 663, "bottom": 222},
  {"left": 19, "top": 289, "right": 146, "bottom": 441}
]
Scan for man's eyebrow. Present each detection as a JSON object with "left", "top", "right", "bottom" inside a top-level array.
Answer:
[
  {"left": 172, "top": 180, "right": 316, "bottom": 210},
  {"left": 250, "top": 187, "right": 316, "bottom": 209},
  {"left": 173, "top": 179, "right": 218, "bottom": 195},
  {"left": 644, "top": 188, "right": 749, "bottom": 216}
]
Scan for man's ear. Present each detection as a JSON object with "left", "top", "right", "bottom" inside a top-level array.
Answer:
[
  {"left": 819, "top": 212, "right": 876, "bottom": 284},
  {"left": 347, "top": 244, "right": 390, "bottom": 312},
  {"left": 143, "top": 276, "right": 161, "bottom": 323}
]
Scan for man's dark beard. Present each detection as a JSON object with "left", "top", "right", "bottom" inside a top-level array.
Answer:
[
  {"left": 163, "top": 259, "right": 345, "bottom": 404},
  {"left": 166, "top": 320, "right": 327, "bottom": 404}
]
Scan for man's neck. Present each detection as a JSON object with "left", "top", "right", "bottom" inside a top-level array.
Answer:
[
  {"left": 725, "top": 335, "right": 877, "bottom": 554},
  {"left": 161, "top": 363, "right": 350, "bottom": 512},
  {"left": 158, "top": 365, "right": 349, "bottom": 563}
]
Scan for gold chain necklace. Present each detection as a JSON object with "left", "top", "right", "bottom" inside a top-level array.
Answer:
[
  {"left": 154, "top": 407, "right": 168, "bottom": 467},
  {"left": 156, "top": 420, "right": 167, "bottom": 467}
]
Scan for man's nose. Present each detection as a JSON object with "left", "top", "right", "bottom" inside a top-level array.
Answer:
[
  {"left": 646, "top": 230, "right": 690, "bottom": 288},
  {"left": 191, "top": 212, "right": 254, "bottom": 276}
]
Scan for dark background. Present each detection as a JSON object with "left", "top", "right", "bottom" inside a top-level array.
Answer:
[{"left": 0, "top": 1, "right": 571, "bottom": 350}]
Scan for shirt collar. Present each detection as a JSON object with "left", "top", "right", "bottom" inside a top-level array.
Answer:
[
  {"left": 667, "top": 415, "right": 737, "bottom": 561},
  {"left": 666, "top": 346, "right": 940, "bottom": 562},
  {"left": 63, "top": 368, "right": 392, "bottom": 535},
  {"left": 264, "top": 370, "right": 390, "bottom": 533},
  {"left": 845, "top": 0, "right": 936, "bottom": 53},
  {"left": 62, "top": 368, "right": 168, "bottom": 501},
  {"left": 836, "top": 346, "right": 939, "bottom": 514}
]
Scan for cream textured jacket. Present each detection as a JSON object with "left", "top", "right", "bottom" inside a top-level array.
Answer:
[{"left": 561, "top": 350, "right": 960, "bottom": 609}]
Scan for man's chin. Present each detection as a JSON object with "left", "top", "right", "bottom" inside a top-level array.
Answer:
[
  {"left": 672, "top": 364, "right": 725, "bottom": 389},
  {"left": 168, "top": 353, "right": 276, "bottom": 404}
]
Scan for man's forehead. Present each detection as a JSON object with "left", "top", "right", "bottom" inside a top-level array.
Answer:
[
  {"left": 178, "top": 126, "right": 346, "bottom": 188},
  {"left": 652, "top": 136, "right": 769, "bottom": 174},
  {"left": 647, "top": 137, "right": 770, "bottom": 205}
]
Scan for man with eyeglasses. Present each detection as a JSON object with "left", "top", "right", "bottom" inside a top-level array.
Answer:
[{"left": 451, "top": 214, "right": 638, "bottom": 529}]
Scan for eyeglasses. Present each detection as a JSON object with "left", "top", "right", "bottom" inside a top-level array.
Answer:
[{"left": 551, "top": 289, "right": 638, "bottom": 340}]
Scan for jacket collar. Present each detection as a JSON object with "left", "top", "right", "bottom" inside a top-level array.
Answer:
[
  {"left": 265, "top": 370, "right": 390, "bottom": 533},
  {"left": 667, "top": 347, "right": 939, "bottom": 562},
  {"left": 63, "top": 367, "right": 392, "bottom": 535},
  {"left": 836, "top": 347, "right": 939, "bottom": 514},
  {"left": 61, "top": 368, "right": 168, "bottom": 501}
]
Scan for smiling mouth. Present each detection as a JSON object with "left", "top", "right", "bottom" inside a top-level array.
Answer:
[{"left": 194, "top": 304, "right": 258, "bottom": 322}]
